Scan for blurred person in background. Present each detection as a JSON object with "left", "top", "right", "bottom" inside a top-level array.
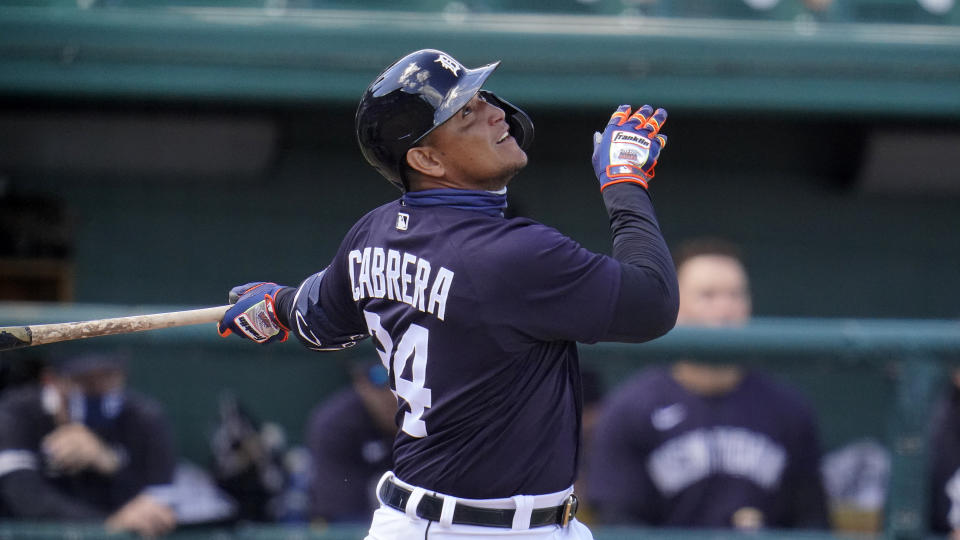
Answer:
[
  {"left": 586, "top": 237, "right": 829, "bottom": 529},
  {"left": 306, "top": 359, "right": 396, "bottom": 524},
  {"left": 928, "top": 368, "right": 960, "bottom": 538},
  {"left": 208, "top": 391, "right": 289, "bottom": 523},
  {"left": 571, "top": 368, "right": 604, "bottom": 526},
  {"left": 0, "top": 351, "right": 46, "bottom": 396},
  {"left": 0, "top": 352, "right": 177, "bottom": 537}
]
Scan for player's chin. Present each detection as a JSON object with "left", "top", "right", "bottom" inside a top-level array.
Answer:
[
  {"left": 506, "top": 145, "right": 528, "bottom": 169},
  {"left": 507, "top": 150, "right": 528, "bottom": 176},
  {"left": 487, "top": 159, "right": 527, "bottom": 190},
  {"left": 489, "top": 143, "right": 527, "bottom": 180}
]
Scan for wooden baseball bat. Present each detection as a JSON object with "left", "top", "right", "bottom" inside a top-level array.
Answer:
[{"left": 0, "top": 305, "right": 231, "bottom": 351}]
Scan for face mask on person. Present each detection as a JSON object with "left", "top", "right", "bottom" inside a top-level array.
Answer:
[{"left": 69, "top": 389, "right": 125, "bottom": 430}]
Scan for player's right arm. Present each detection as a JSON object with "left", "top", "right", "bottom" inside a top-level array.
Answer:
[
  {"left": 218, "top": 275, "right": 368, "bottom": 351},
  {"left": 218, "top": 211, "right": 374, "bottom": 349},
  {"left": 592, "top": 104, "right": 679, "bottom": 342},
  {"left": 273, "top": 269, "right": 369, "bottom": 351}
]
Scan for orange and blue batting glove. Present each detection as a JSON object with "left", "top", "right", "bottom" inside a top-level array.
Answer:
[
  {"left": 591, "top": 104, "right": 668, "bottom": 190},
  {"left": 218, "top": 282, "right": 290, "bottom": 344}
]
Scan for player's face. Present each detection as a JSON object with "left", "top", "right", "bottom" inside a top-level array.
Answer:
[
  {"left": 425, "top": 93, "right": 528, "bottom": 190},
  {"left": 676, "top": 255, "right": 751, "bottom": 327}
]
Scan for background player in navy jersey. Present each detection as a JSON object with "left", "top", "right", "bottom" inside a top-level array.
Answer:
[
  {"left": 928, "top": 368, "right": 960, "bottom": 538},
  {"left": 585, "top": 237, "right": 829, "bottom": 530},
  {"left": 218, "top": 48, "right": 678, "bottom": 539},
  {"left": 306, "top": 360, "right": 396, "bottom": 523},
  {"left": 0, "top": 353, "right": 177, "bottom": 537}
]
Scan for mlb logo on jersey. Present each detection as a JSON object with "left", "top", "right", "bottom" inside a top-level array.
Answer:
[{"left": 396, "top": 212, "right": 410, "bottom": 231}]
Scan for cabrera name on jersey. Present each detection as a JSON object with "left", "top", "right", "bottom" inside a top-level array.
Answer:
[
  {"left": 347, "top": 245, "right": 454, "bottom": 321},
  {"left": 317, "top": 199, "right": 625, "bottom": 498}
]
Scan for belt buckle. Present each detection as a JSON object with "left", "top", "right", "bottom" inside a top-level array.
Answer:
[{"left": 560, "top": 494, "right": 579, "bottom": 527}]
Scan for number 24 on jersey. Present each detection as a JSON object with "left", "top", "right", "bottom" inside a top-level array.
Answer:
[{"left": 364, "top": 311, "right": 432, "bottom": 438}]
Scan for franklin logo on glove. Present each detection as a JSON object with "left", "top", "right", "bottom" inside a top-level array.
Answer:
[
  {"left": 612, "top": 132, "right": 649, "bottom": 145},
  {"left": 592, "top": 104, "right": 668, "bottom": 190}
]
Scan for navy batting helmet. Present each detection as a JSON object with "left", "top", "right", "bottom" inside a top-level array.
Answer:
[{"left": 355, "top": 49, "right": 534, "bottom": 191}]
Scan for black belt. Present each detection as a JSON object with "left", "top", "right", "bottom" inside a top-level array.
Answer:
[{"left": 378, "top": 477, "right": 579, "bottom": 529}]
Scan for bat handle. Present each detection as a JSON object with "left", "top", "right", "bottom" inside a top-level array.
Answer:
[{"left": 0, "top": 305, "right": 232, "bottom": 352}]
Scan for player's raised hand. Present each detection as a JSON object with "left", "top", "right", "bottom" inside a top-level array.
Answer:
[
  {"left": 592, "top": 104, "right": 668, "bottom": 190},
  {"left": 218, "top": 282, "right": 289, "bottom": 344}
]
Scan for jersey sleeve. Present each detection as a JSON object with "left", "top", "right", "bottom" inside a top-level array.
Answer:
[
  {"left": 469, "top": 184, "right": 676, "bottom": 345},
  {"left": 274, "top": 234, "right": 371, "bottom": 352},
  {"left": 278, "top": 269, "right": 369, "bottom": 351},
  {"left": 601, "top": 183, "right": 679, "bottom": 342},
  {"left": 467, "top": 221, "right": 622, "bottom": 344}
]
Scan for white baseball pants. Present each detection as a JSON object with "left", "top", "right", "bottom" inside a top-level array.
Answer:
[{"left": 364, "top": 472, "right": 594, "bottom": 540}]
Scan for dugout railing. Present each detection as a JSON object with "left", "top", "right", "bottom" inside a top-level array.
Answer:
[{"left": 0, "top": 303, "right": 958, "bottom": 540}]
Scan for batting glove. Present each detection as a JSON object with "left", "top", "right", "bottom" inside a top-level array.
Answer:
[
  {"left": 592, "top": 104, "right": 668, "bottom": 190},
  {"left": 218, "top": 282, "right": 289, "bottom": 344}
]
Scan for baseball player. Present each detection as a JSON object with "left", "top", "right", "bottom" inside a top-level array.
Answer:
[
  {"left": 585, "top": 238, "right": 829, "bottom": 529},
  {"left": 218, "top": 48, "right": 678, "bottom": 539}
]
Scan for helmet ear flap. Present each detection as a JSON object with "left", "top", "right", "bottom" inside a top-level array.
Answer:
[{"left": 479, "top": 91, "right": 535, "bottom": 151}]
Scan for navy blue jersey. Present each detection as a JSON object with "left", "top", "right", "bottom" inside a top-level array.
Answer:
[
  {"left": 586, "top": 366, "right": 828, "bottom": 528},
  {"left": 0, "top": 386, "right": 176, "bottom": 519},
  {"left": 929, "top": 384, "right": 960, "bottom": 533},
  {"left": 321, "top": 201, "right": 620, "bottom": 499},
  {"left": 281, "top": 184, "right": 678, "bottom": 500},
  {"left": 307, "top": 388, "right": 393, "bottom": 522}
]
